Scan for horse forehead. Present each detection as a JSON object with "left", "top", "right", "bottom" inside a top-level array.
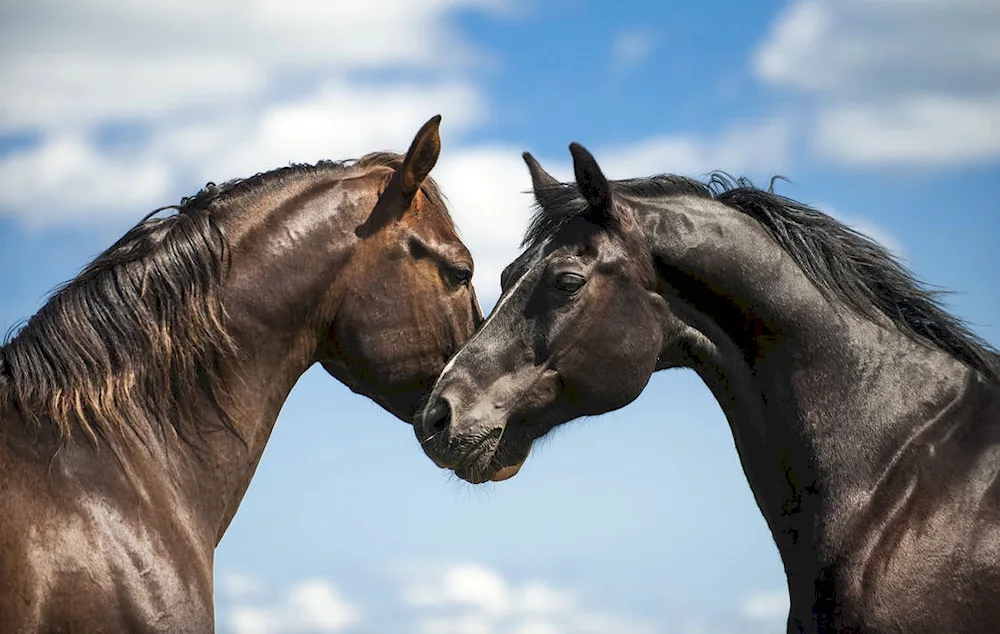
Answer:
[{"left": 501, "top": 238, "right": 551, "bottom": 289}]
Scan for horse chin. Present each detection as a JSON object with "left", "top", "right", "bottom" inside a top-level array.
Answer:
[
  {"left": 489, "top": 461, "right": 524, "bottom": 482},
  {"left": 482, "top": 437, "right": 533, "bottom": 483}
]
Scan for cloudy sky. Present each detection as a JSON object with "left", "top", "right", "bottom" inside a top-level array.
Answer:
[{"left": 1, "top": 0, "right": 998, "bottom": 632}]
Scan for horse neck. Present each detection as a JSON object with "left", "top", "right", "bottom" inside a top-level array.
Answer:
[
  {"left": 170, "top": 177, "right": 371, "bottom": 543},
  {"left": 637, "top": 195, "right": 973, "bottom": 559}
]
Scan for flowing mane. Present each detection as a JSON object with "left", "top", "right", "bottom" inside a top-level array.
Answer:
[
  {"left": 0, "top": 152, "right": 449, "bottom": 446},
  {"left": 525, "top": 173, "right": 1000, "bottom": 383}
]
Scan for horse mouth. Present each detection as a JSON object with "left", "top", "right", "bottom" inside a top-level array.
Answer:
[
  {"left": 447, "top": 427, "right": 531, "bottom": 484},
  {"left": 452, "top": 428, "right": 504, "bottom": 484}
]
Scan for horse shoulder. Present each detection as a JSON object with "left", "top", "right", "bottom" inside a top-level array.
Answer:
[
  {"left": 835, "top": 373, "right": 1000, "bottom": 631},
  {"left": 0, "top": 419, "right": 215, "bottom": 632}
]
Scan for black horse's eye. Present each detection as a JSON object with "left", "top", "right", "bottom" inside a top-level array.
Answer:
[
  {"left": 448, "top": 265, "right": 473, "bottom": 287},
  {"left": 553, "top": 272, "right": 586, "bottom": 295}
]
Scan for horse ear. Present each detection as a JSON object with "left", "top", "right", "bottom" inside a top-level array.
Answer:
[
  {"left": 523, "top": 152, "right": 560, "bottom": 190},
  {"left": 522, "top": 152, "right": 564, "bottom": 211},
  {"left": 399, "top": 114, "right": 443, "bottom": 201},
  {"left": 356, "top": 115, "right": 442, "bottom": 237},
  {"left": 568, "top": 142, "right": 617, "bottom": 228}
]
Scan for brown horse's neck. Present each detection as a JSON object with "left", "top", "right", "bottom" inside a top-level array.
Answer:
[
  {"left": 0, "top": 174, "right": 371, "bottom": 547},
  {"left": 638, "top": 196, "right": 972, "bottom": 561},
  {"left": 177, "top": 177, "right": 374, "bottom": 543}
]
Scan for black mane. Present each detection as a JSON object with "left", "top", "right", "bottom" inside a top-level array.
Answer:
[{"left": 525, "top": 173, "right": 1000, "bottom": 382}]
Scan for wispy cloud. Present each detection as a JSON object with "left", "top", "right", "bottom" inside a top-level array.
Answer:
[
  {"left": 611, "top": 29, "right": 655, "bottom": 73},
  {"left": 223, "top": 575, "right": 361, "bottom": 634},
  {"left": 220, "top": 563, "right": 660, "bottom": 633},
  {"left": 740, "top": 589, "right": 789, "bottom": 623},
  {"left": 598, "top": 119, "right": 792, "bottom": 179},
  {"left": 0, "top": 0, "right": 795, "bottom": 312},
  {"left": 812, "top": 95, "right": 1000, "bottom": 166},
  {"left": 0, "top": 0, "right": 506, "bottom": 133},
  {"left": 218, "top": 564, "right": 802, "bottom": 633},
  {"left": 400, "top": 562, "right": 656, "bottom": 634},
  {"left": 0, "top": 0, "right": 496, "bottom": 228},
  {"left": 752, "top": 0, "right": 1000, "bottom": 166}
]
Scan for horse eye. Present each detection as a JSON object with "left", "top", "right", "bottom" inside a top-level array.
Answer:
[
  {"left": 448, "top": 265, "right": 472, "bottom": 287},
  {"left": 554, "top": 272, "right": 586, "bottom": 295}
]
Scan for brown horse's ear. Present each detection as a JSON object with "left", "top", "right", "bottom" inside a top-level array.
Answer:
[
  {"left": 399, "top": 114, "right": 442, "bottom": 202},
  {"left": 569, "top": 142, "right": 618, "bottom": 228},
  {"left": 358, "top": 115, "right": 442, "bottom": 236},
  {"left": 522, "top": 152, "right": 565, "bottom": 212}
]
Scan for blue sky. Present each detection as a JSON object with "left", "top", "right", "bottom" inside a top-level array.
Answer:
[{"left": 1, "top": 1, "right": 998, "bottom": 632}]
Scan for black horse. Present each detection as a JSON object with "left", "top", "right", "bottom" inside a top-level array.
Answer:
[{"left": 417, "top": 143, "right": 1000, "bottom": 633}]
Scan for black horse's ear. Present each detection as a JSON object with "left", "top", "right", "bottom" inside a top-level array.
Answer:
[
  {"left": 523, "top": 152, "right": 560, "bottom": 190},
  {"left": 569, "top": 142, "right": 616, "bottom": 228},
  {"left": 399, "top": 114, "right": 442, "bottom": 201},
  {"left": 522, "top": 152, "right": 564, "bottom": 211}
]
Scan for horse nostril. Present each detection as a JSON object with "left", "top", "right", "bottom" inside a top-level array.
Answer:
[{"left": 424, "top": 397, "right": 452, "bottom": 435}]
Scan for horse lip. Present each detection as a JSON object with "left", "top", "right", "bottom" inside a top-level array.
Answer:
[
  {"left": 420, "top": 433, "right": 459, "bottom": 470},
  {"left": 452, "top": 428, "right": 503, "bottom": 482},
  {"left": 462, "top": 429, "right": 502, "bottom": 464},
  {"left": 425, "top": 451, "right": 455, "bottom": 470}
]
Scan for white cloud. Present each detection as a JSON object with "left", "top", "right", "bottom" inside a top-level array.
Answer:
[
  {"left": 219, "top": 566, "right": 792, "bottom": 634},
  {"left": 418, "top": 613, "right": 494, "bottom": 634},
  {"left": 405, "top": 563, "right": 513, "bottom": 613},
  {"left": 224, "top": 576, "right": 361, "bottom": 634},
  {"left": 754, "top": 0, "right": 1000, "bottom": 95},
  {"left": 598, "top": 119, "right": 792, "bottom": 179},
  {"left": 753, "top": 0, "right": 1000, "bottom": 166},
  {"left": 0, "top": 0, "right": 506, "bottom": 133},
  {"left": 0, "top": 100, "right": 792, "bottom": 308},
  {"left": 517, "top": 581, "right": 576, "bottom": 614},
  {"left": 222, "top": 572, "right": 268, "bottom": 599},
  {"left": 286, "top": 579, "right": 361, "bottom": 631},
  {"left": 400, "top": 562, "right": 656, "bottom": 634},
  {"left": 0, "top": 54, "right": 266, "bottom": 134},
  {"left": 754, "top": 1, "right": 832, "bottom": 92},
  {"left": 160, "top": 79, "right": 486, "bottom": 185},
  {"left": 813, "top": 95, "right": 1000, "bottom": 166},
  {"left": 0, "top": 80, "right": 485, "bottom": 226},
  {"left": 611, "top": 30, "right": 655, "bottom": 72},
  {"left": 0, "top": 0, "right": 799, "bottom": 314},
  {"left": 0, "top": 134, "right": 173, "bottom": 229},
  {"left": 0, "top": 0, "right": 501, "bottom": 228},
  {"left": 433, "top": 146, "right": 538, "bottom": 304},
  {"left": 741, "top": 589, "right": 789, "bottom": 623}
]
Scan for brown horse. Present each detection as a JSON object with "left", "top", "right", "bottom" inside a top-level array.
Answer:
[
  {"left": 417, "top": 144, "right": 1000, "bottom": 633},
  {"left": 0, "top": 116, "right": 482, "bottom": 632}
]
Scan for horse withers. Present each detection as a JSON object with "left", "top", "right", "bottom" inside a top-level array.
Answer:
[
  {"left": 0, "top": 116, "right": 482, "bottom": 632},
  {"left": 417, "top": 143, "right": 1000, "bottom": 633}
]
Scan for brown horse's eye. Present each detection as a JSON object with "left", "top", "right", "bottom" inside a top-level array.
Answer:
[
  {"left": 447, "top": 265, "right": 473, "bottom": 288},
  {"left": 553, "top": 272, "right": 586, "bottom": 295}
]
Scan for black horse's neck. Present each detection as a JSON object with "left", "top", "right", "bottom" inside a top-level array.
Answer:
[{"left": 637, "top": 194, "right": 978, "bottom": 579}]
